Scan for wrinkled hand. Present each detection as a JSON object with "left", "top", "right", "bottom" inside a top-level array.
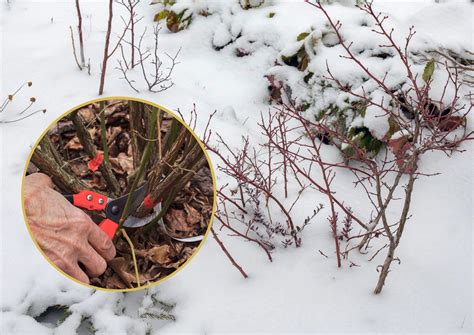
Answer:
[{"left": 24, "top": 173, "right": 116, "bottom": 284}]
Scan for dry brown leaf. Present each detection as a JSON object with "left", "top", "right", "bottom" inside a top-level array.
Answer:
[
  {"left": 166, "top": 247, "right": 195, "bottom": 269},
  {"left": 184, "top": 203, "right": 202, "bottom": 225},
  {"left": 105, "top": 273, "right": 128, "bottom": 289},
  {"left": 109, "top": 158, "right": 124, "bottom": 174},
  {"left": 109, "top": 153, "right": 134, "bottom": 175},
  {"left": 138, "top": 269, "right": 162, "bottom": 284},
  {"left": 104, "top": 101, "right": 126, "bottom": 117},
  {"left": 146, "top": 245, "right": 171, "bottom": 265},
  {"left": 107, "top": 127, "right": 122, "bottom": 146},
  {"left": 78, "top": 106, "right": 95, "bottom": 123},
  {"left": 108, "top": 257, "right": 135, "bottom": 288},
  {"left": 117, "top": 153, "right": 133, "bottom": 174},
  {"left": 164, "top": 209, "right": 192, "bottom": 233},
  {"left": 48, "top": 120, "right": 75, "bottom": 136},
  {"left": 88, "top": 128, "right": 97, "bottom": 139},
  {"left": 65, "top": 136, "right": 82, "bottom": 150}
]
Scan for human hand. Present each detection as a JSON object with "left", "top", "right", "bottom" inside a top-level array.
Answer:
[{"left": 24, "top": 173, "right": 116, "bottom": 284}]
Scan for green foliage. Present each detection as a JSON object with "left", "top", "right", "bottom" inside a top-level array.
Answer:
[
  {"left": 152, "top": 1, "right": 193, "bottom": 33},
  {"left": 422, "top": 59, "right": 435, "bottom": 82},
  {"left": 348, "top": 126, "right": 383, "bottom": 155},
  {"left": 141, "top": 312, "right": 176, "bottom": 321},
  {"left": 280, "top": 31, "right": 319, "bottom": 72},
  {"left": 57, "top": 307, "right": 73, "bottom": 326},
  {"left": 281, "top": 53, "right": 298, "bottom": 67},
  {"left": 166, "top": 9, "right": 193, "bottom": 33},
  {"left": 268, "top": 12, "right": 275, "bottom": 18},
  {"left": 313, "top": 103, "right": 383, "bottom": 159},
  {"left": 139, "top": 292, "right": 176, "bottom": 322},
  {"left": 281, "top": 44, "right": 310, "bottom": 71},
  {"left": 80, "top": 316, "right": 97, "bottom": 334},
  {"left": 297, "top": 32, "right": 310, "bottom": 41},
  {"left": 151, "top": 294, "right": 176, "bottom": 312},
  {"left": 33, "top": 304, "right": 72, "bottom": 327},
  {"left": 387, "top": 116, "right": 400, "bottom": 136},
  {"left": 30, "top": 292, "right": 174, "bottom": 333},
  {"left": 154, "top": 9, "right": 170, "bottom": 22}
]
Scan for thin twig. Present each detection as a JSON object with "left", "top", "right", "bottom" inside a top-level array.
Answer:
[
  {"left": 69, "top": 26, "right": 83, "bottom": 70},
  {"left": 121, "top": 228, "right": 141, "bottom": 287},
  {"left": 211, "top": 227, "right": 248, "bottom": 279}
]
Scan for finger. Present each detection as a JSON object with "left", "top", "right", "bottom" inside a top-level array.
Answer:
[
  {"left": 88, "top": 224, "right": 116, "bottom": 261},
  {"left": 30, "top": 172, "right": 54, "bottom": 188},
  {"left": 55, "top": 258, "right": 90, "bottom": 284},
  {"left": 79, "top": 245, "right": 108, "bottom": 278}
]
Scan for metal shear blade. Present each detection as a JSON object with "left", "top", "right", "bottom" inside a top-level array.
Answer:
[{"left": 105, "top": 182, "right": 149, "bottom": 226}]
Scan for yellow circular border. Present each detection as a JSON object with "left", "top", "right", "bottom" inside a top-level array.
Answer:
[{"left": 21, "top": 96, "right": 217, "bottom": 292}]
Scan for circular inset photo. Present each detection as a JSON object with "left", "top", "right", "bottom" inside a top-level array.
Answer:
[{"left": 22, "top": 97, "right": 215, "bottom": 291}]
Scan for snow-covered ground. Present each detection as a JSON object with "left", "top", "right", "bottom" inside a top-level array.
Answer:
[{"left": 1, "top": 0, "right": 472, "bottom": 334}]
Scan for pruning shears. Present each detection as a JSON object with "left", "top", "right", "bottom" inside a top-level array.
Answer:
[
  {"left": 64, "top": 182, "right": 205, "bottom": 243},
  {"left": 64, "top": 182, "right": 150, "bottom": 239}
]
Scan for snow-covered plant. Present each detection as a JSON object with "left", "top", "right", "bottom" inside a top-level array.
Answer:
[
  {"left": 194, "top": 0, "right": 472, "bottom": 292},
  {"left": 239, "top": 0, "right": 265, "bottom": 10},
  {"left": 6, "top": 289, "right": 176, "bottom": 333},
  {"left": 152, "top": 1, "right": 195, "bottom": 33},
  {"left": 138, "top": 291, "right": 176, "bottom": 322},
  {"left": 267, "top": 1, "right": 473, "bottom": 161},
  {"left": 263, "top": 0, "right": 473, "bottom": 294}
]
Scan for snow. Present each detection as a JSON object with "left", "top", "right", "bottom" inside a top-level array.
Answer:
[
  {"left": 1, "top": 0, "right": 472, "bottom": 334},
  {"left": 212, "top": 22, "right": 233, "bottom": 49},
  {"left": 387, "top": 1, "right": 473, "bottom": 52},
  {"left": 363, "top": 91, "right": 391, "bottom": 140}
]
